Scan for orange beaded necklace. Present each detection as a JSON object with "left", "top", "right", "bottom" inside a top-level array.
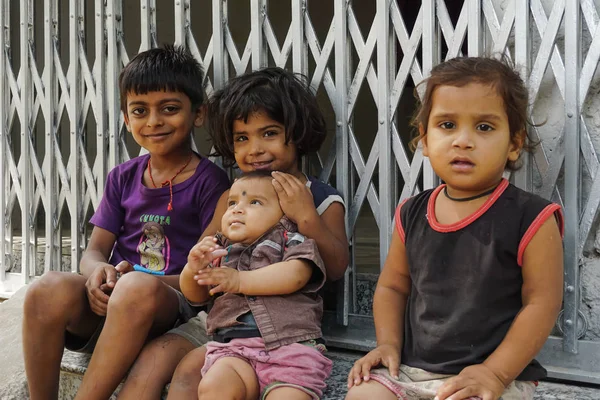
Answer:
[{"left": 147, "top": 154, "right": 193, "bottom": 211}]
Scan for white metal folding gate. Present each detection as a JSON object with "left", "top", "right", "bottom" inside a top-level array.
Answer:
[{"left": 2, "top": 0, "right": 600, "bottom": 383}]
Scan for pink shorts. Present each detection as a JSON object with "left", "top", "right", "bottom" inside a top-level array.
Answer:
[{"left": 201, "top": 337, "right": 333, "bottom": 399}]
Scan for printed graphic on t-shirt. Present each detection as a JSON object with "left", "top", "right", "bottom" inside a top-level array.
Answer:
[
  {"left": 139, "top": 213, "right": 171, "bottom": 225},
  {"left": 137, "top": 221, "right": 170, "bottom": 273}
]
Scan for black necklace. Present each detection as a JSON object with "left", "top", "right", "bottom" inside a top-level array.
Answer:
[{"left": 443, "top": 185, "right": 498, "bottom": 202}]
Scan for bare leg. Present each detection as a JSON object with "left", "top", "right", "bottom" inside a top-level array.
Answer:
[
  {"left": 264, "top": 387, "right": 312, "bottom": 400},
  {"left": 74, "top": 272, "right": 180, "bottom": 400},
  {"left": 23, "top": 272, "right": 103, "bottom": 400},
  {"left": 345, "top": 380, "right": 398, "bottom": 400},
  {"left": 118, "top": 334, "right": 197, "bottom": 400},
  {"left": 197, "top": 357, "right": 259, "bottom": 400},
  {"left": 166, "top": 346, "right": 207, "bottom": 400}
]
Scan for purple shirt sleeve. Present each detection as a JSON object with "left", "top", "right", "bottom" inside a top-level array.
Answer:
[{"left": 90, "top": 167, "right": 126, "bottom": 235}]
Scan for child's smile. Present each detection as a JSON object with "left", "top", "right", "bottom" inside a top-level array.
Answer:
[
  {"left": 143, "top": 131, "right": 174, "bottom": 140},
  {"left": 250, "top": 160, "right": 275, "bottom": 170}
]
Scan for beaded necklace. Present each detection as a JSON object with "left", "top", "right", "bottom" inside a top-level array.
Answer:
[{"left": 147, "top": 154, "right": 193, "bottom": 211}]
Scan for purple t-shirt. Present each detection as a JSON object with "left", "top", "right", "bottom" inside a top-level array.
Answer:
[{"left": 90, "top": 154, "right": 230, "bottom": 275}]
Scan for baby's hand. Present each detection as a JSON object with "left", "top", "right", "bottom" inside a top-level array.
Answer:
[
  {"left": 186, "top": 236, "right": 228, "bottom": 274},
  {"left": 195, "top": 267, "right": 240, "bottom": 295},
  {"left": 271, "top": 171, "right": 316, "bottom": 224},
  {"left": 347, "top": 344, "right": 400, "bottom": 388},
  {"left": 435, "top": 364, "right": 504, "bottom": 400}
]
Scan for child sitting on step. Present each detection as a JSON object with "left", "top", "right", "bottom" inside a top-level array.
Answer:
[
  {"left": 22, "top": 45, "right": 230, "bottom": 400},
  {"left": 346, "top": 57, "right": 564, "bottom": 400}
]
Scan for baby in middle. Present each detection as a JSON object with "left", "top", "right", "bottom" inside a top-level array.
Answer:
[{"left": 180, "top": 170, "right": 332, "bottom": 400}]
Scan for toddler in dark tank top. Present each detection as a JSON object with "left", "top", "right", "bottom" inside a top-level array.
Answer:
[{"left": 346, "top": 57, "right": 564, "bottom": 400}]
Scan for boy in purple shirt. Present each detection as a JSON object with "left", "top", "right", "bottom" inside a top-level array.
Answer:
[{"left": 22, "top": 45, "right": 230, "bottom": 400}]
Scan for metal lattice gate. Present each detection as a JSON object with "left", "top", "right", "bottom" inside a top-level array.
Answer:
[{"left": 2, "top": 0, "right": 600, "bottom": 384}]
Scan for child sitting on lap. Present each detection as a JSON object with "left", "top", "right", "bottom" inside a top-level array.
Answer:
[{"left": 181, "top": 170, "right": 332, "bottom": 400}]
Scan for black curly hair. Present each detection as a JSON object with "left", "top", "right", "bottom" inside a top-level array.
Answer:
[{"left": 206, "top": 67, "right": 327, "bottom": 167}]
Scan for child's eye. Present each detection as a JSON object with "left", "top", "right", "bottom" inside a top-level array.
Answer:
[
  {"left": 234, "top": 135, "right": 248, "bottom": 142},
  {"left": 163, "top": 105, "right": 180, "bottom": 114},
  {"left": 227, "top": 200, "right": 237, "bottom": 207},
  {"left": 250, "top": 199, "right": 262, "bottom": 205},
  {"left": 263, "top": 130, "right": 278, "bottom": 137},
  {"left": 477, "top": 123, "right": 494, "bottom": 132},
  {"left": 131, "top": 108, "right": 146, "bottom": 116},
  {"left": 439, "top": 122, "right": 455, "bottom": 129}
]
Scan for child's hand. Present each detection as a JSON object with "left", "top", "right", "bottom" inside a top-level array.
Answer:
[
  {"left": 195, "top": 267, "right": 240, "bottom": 295},
  {"left": 114, "top": 260, "right": 133, "bottom": 274},
  {"left": 187, "top": 236, "right": 228, "bottom": 274},
  {"left": 435, "top": 364, "right": 504, "bottom": 400},
  {"left": 97, "top": 261, "right": 133, "bottom": 292},
  {"left": 271, "top": 171, "right": 317, "bottom": 224},
  {"left": 85, "top": 263, "right": 118, "bottom": 316},
  {"left": 347, "top": 344, "right": 400, "bottom": 388}
]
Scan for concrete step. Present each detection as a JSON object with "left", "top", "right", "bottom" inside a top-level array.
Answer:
[
  {"left": 55, "top": 273, "right": 600, "bottom": 399},
  {"left": 59, "top": 351, "right": 127, "bottom": 400},
  {"left": 59, "top": 349, "right": 600, "bottom": 400}
]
